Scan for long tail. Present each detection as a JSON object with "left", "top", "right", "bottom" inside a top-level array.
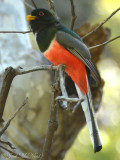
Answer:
[{"left": 75, "top": 81, "right": 102, "bottom": 152}]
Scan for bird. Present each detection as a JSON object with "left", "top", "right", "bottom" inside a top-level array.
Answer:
[{"left": 26, "top": 8, "right": 102, "bottom": 152}]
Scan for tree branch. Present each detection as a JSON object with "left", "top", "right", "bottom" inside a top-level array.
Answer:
[
  {"left": 40, "top": 70, "right": 59, "bottom": 160},
  {"left": 0, "top": 67, "right": 16, "bottom": 122},
  {"left": 82, "top": 7, "right": 120, "bottom": 39},
  {"left": 15, "top": 65, "right": 57, "bottom": 75},
  {"left": 47, "top": 0, "right": 58, "bottom": 19},
  {"left": 0, "top": 31, "right": 31, "bottom": 34},
  {"left": 23, "top": 0, "right": 35, "bottom": 9},
  {"left": 0, "top": 145, "right": 30, "bottom": 160},
  {"left": 70, "top": 0, "right": 77, "bottom": 30},
  {"left": 31, "top": 0, "right": 37, "bottom": 9},
  {"left": 89, "top": 35, "right": 120, "bottom": 50},
  {"left": 0, "top": 98, "right": 28, "bottom": 136},
  {"left": 0, "top": 140, "right": 16, "bottom": 150}
]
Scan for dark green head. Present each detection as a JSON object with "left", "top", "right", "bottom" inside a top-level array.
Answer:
[{"left": 26, "top": 8, "right": 58, "bottom": 33}]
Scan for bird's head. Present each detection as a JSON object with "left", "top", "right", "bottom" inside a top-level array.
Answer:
[{"left": 26, "top": 8, "right": 58, "bottom": 34}]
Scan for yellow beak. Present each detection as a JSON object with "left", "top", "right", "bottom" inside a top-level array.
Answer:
[{"left": 26, "top": 15, "right": 37, "bottom": 21}]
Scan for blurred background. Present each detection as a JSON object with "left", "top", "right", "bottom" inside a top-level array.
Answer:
[{"left": 0, "top": 0, "right": 120, "bottom": 159}]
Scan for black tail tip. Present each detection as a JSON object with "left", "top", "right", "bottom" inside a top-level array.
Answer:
[{"left": 94, "top": 145, "right": 102, "bottom": 153}]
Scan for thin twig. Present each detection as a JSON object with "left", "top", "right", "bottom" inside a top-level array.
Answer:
[
  {"left": 47, "top": 0, "right": 58, "bottom": 19},
  {"left": 15, "top": 65, "right": 57, "bottom": 75},
  {"left": 31, "top": 0, "right": 37, "bottom": 9},
  {"left": 70, "top": 0, "right": 77, "bottom": 30},
  {"left": 0, "top": 98, "right": 28, "bottom": 136},
  {"left": 40, "top": 70, "right": 59, "bottom": 160},
  {"left": 23, "top": 0, "right": 35, "bottom": 9},
  {"left": 82, "top": 7, "right": 120, "bottom": 39},
  {"left": 89, "top": 35, "right": 120, "bottom": 50},
  {"left": 59, "top": 66, "right": 68, "bottom": 109},
  {"left": 0, "top": 145, "right": 30, "bottom": 160},
  {"left": 0, "top": 140, "right": 16, "bottom": 150},
  {"left": 0, "top": 31, "right": 32, "bottom": 34}
]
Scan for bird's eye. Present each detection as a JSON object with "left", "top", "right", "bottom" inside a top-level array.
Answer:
[{"left": 39, "top": 11, "right": 44, "bottom": 16}]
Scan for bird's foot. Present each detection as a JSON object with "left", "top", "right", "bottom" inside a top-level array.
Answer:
[{"left": 72, "top": 98, "right": 84, "bottom": 112}]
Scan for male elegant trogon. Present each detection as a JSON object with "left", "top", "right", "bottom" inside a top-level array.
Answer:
[{"left": 26, "top": 8, "right": 102, "bottom": 152}]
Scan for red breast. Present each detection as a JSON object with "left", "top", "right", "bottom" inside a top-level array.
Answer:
[{"left": 44, "top": 39, "right": 87, "bottom": 94}]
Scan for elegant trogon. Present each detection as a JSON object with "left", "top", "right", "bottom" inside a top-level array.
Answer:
[{"left": 26, "top": 8, "right": 102, "bottom": 152}]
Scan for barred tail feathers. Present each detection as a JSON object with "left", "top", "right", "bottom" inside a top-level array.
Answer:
[{"left": 75, "top": 83, "right": 102, "bottom": 152}]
